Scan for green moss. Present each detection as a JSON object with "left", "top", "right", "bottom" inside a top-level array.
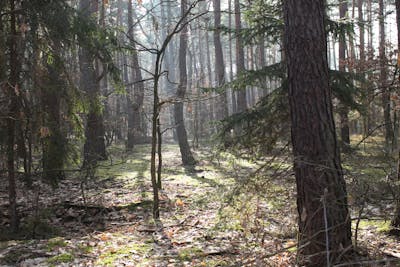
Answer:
[
  {"left": 178, "top": 247, "right": 204, "bottom": 261},
  {"left": 46, "top": 237, "right": 67, "bottom": 251},
  {"left": 47, "top": 253, "right": 74, "bottom": 265},
  {"left": 96, "top": 243, "right": 151, "bottom": 266},
  {"left": 77, "top": 244, "right": 94, "bottom": 254},
  {"left": 355, "top": 219, "right": 391, "bottom": 233}
]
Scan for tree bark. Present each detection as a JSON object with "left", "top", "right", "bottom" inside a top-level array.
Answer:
[
  {"left": 391, "top": 0, "right": 400, "bottom": 234},
  {"left": 126, "top": 0, "right": 145, "bottom": 151},
  {"left": 79, "top": 0, "right": 107, "bottom": 167},
  {"left": 379, "top": 0, "right": 393, "bottom": 154},
  {"left": 42, "top": 46, "right": 66, "bottom": 185},
  {"left": 213, "top": 0, "right": 228, "bottom": 120},
  {"left": 234, "top": 0, "right": 247, "bottom": 113},
  {"left": 6, "top": 0, "right": 19, "bottom": 232},
  {"left": 283, "top": 1, "right": 352, "bottom": 265},
  {"left": 175, "top": 0, "right": 196, "bottom": 166}
]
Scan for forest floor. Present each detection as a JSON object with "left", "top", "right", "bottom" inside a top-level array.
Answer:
[{"left": 1, "top": 138, "right": 400, "bottom": 266}]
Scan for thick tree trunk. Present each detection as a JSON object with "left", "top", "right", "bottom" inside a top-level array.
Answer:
[
  {"left": 213, "top": 0, "right": 228, "bottom": 120},
  {"left": 175, "top": 0, "right": 196, "bottom": 166},
  {"left": 42, "top": 42, "right": 66, "bottom": 185},
  {"left": 234, "top": 0, "right": 247, "bottom": 113},
  {"left": 391, "top": 0, "right": 400, "bottom": 234},
  {"left": 126, "top": 0, "right": 145, "bottom": 151},
  {"left": 79, "top": 0, "right": 106, "bottom": 167},
  {"left": 7, "top": 0, "right": 19, "bottom": 232},
  {"left": 283, "top": 1, "right": 352, "bottom": 265}
]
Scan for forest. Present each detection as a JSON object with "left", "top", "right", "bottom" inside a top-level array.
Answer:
[{"left": 1, "top": 0, "right": 400, "bottom": 266}]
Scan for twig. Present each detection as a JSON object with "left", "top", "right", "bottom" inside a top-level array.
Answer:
[{"left": 322, "top": 188, "right": 330, "bottom": 267}]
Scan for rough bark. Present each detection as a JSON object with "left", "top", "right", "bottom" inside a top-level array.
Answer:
[
  {"left": 42, "top": 50, "right": 66, "bottom": 185},
  {"left": 126, "top": 0, "right": 145, "bottom": 151},
  {"left": 79, "top": 0, "right": 107, "bottom": 167},
  {"left": 391, "top": 0, "right": 400, "bottom": 233},
  {"left": 283, "top": 1, "right": 352, "bottom": 265},
  {"left": 175, "top": 0, "right": 196, "bottom": 166},
  {"left": 6, "top": 0, "right": 19, "bottom": 232}
]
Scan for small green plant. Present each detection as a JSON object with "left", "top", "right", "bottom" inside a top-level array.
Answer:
[
  {"left": 47, "top": 253, "right": 74, "bottom": 265},
  {"left": 178, "top": 247, "right": 204, "bottom": 261},
  {"left": 46, "top": 237, "right": 67, "bottom": 251},
  {"left": 77, "top": 243, "right": 94, "bottom": 254},
  {"left": 96, "top": 243, "right": 151, "bottom": 266}
]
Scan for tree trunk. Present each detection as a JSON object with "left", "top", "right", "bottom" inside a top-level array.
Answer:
[
  {"left": 79, "top": 0, "right": 106, "bottom": 167},
  {"left": 175, "top": 0, "right": 196, "bottom": 166},
  {"left": 126, "top": 0, "right": 145, "bottom": 151},
  {"left": 228, "top": 0, "right": 236, "bottom": 114},
  {"left": 379, "top": 0, "right": 392, "bottom": 154},
  {"left": 283, "top": 1, "right": 352, "bottom": 265},
  {"left": 339, "top": 0, "right": 350, "bottom": 150},
  {"left": 42, "top": 48, "right": 66, "bottom": 185},
  {"left": 213, "top": 0, "right": 228, "bottom": 120},
  {"left": 234, "top": 0, "right": 247, "bottom": 113},
  {"left": 391, "top": 0, "right": 400, "bottom": 234},
  {"left": 6, "top": 0, "right": 19, "bottom": 232}
]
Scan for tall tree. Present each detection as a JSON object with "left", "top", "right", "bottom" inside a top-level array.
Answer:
[
  {"left": 391, "top": 0, "right": 400, "bottom": 233},
  {"left": 379, "top": 0, "right": 393, "bottom": 153},
  {"left": 213, "top": 0, "right": 228, "bottom": 120},
  {"left": 175, "top": 0, "right": 196, "bottom": 166},
  {"left": 234, "top": 0, "right": 247, "bottom": 113},
  {"left": 79, "top": 0, "right": 107, "bottom": 167},
  {"left": 6, "top": 0, "right": 20, "bottom": 232},
  {"left": 126, "top": 0, "right": 145, "bottom": 150},
  {"left": 339, "top": 0, "right": 350, "bottom": 149},
  {"left": 283, "top": 1, "right": 352, "bottom": 265}
]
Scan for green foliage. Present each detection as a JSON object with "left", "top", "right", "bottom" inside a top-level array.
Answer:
[
  {"left": 178, "top": 247, "right": 204, "bottom": 261},
  {"left": 46, "top": 237, "right": 67, "bottom": 251},
  {"left": 330, "top": 70, "right": 365, "bottom": 113},
  {"left": 218, "top": 85, "right": 289, "bottom": 157},
  {"left": 96, "top": 243, "right": 151, "bottom": 266},
  {"left": 47, "top": 253, "right": 74, "bottom": 265},
  {"left": 217, "top": 62, "right": 363, "bottom": 157}
]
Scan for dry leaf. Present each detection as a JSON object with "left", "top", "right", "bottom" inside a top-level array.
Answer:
[{"left": 175, "top": 198, "right": 184, "bottom": 207}]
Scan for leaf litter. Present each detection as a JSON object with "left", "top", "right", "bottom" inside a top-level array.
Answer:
[{"left": 0, "top": 144, "right": 399, "bottom": 266}]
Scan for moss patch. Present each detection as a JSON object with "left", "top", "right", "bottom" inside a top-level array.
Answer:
[
  {"left": 178, "top": 247, "right": 204, "bottom": 261},
  {"left": 355, "top": 219, "right": 391, "bottom": 233},
  {"left": 47, "top": 253, "right": 74, "bottom": 265},
  {"left": 96, "top": 243, "right": 152, "bottom": 266},
  {"left": 46, "top": 237, "right": 67, "bottom": 251}
]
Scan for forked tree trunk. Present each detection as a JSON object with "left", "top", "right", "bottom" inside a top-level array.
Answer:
[
  {"left": 283, "top": 1, "right": 352, "bottom": 265},
  {"left": 175, "top": 0, "right": 196, "bottom": 166}
]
